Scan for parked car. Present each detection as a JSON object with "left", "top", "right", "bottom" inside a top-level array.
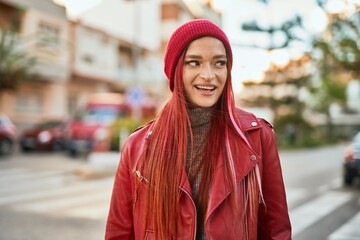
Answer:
[
  {"left": 65, "top": 92, "right": 155, "bottom": 156},
  {"left": 0, "top": 113, "right": 16, "bottom": 156},
  {"left": 343, "top": 131, "right": 360, "bottom": 186},
  {"left": 65, "top": 93, "right": 130, "bottom": 157},
  {"left": 19, "top": 120, "right": 66, "bottom": 152}
]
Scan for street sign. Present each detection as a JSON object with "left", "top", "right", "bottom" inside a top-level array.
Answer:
[{"left": 125, "top": 87, "right": 145, "bottom": 107}]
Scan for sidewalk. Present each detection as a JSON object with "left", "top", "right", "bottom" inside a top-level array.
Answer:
[{"left": 76, "top": 151, "right": 120, "bottom": 179}]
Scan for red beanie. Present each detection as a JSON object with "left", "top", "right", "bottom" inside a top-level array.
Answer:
[{"left": 164, "top": 19, "right": 233, "bottom": 91}]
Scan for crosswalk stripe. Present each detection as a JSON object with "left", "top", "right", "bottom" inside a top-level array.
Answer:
[
  {"left": 317, "top": 178, "right": 343, "bottom": 194},
  {"left": 0, "top": 168, "right": 28, "bottom": 175},
  {"left": 330, "top": 178, "right": 342, "bottom": 189},
  {"left": 0, "top": 170, "right": 67, "bottom": 184},
  {"left": 59, "top": 200, "right": 111, "bottom": 219},
  {"left": 285, "top": 187, "right": 308, "bottom": 209},
  {"left": 15, "top": 190, "right": 112, "bottom": 213},
  {"left": 328, "top": 212, "right": 360, "bottom": 240},
  {"left": 290, "top": 191, "right": 353, "bottom": 236},
  {"left": 285, "top": 177, "right": 344, "bottom": 210},
  {"left": 0, "top": 167, "right": 115, "bottom": 220},
  {"left": 0, "top": 174, "right": 78, "bottom": 195},
  {"left": 0, "top": 177, "right": 113, "bottom": 206}
]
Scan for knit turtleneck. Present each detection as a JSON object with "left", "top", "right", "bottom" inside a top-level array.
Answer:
[
  {"left": 186, "top": 107, "right": 212, "bottom": 185},
  {"left": 186, "top": 106, "right": 212, "bottom": 240}
]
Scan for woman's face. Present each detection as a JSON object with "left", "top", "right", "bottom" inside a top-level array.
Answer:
[{"left": 183, "top": 37, "right": 228, "bottom": 108}]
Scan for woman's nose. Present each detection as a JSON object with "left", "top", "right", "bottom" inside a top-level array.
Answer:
[{"left": 199, "top": 64, "right": 214, "bottom": 80}]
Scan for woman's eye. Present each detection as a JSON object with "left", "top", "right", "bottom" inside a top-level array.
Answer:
[
  {"left": 215, "top": 60, "right": 227, "bottom": 67},
  {"left": 185, "top": 60, "right": 199, "bottom": 67}
]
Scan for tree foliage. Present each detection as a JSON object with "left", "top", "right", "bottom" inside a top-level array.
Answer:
[
  {"left": 310, "top": 12, "right": 360, "bottom": 118},
  {"left": 0, "top": 28, "right": 38, "bottom": 91},
  {"left": 240, "top": 9, "right": 313, "bottom": 145},
  {"left": 242, "top": 15, "right": 303, "bottom": 50},
  {"left": 313, "top": 13, "right": 360, "bottom": 78}
]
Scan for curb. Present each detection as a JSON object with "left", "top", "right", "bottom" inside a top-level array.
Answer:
[{"left": 75, "top": 151, "right": 120, "bottom": 179}]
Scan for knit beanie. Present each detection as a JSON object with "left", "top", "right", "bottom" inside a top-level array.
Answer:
[{"left": 164, "top": 19, "right": 233, "bottom": 91}]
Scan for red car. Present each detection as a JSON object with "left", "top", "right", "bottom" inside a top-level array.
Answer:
[
  {"left": 20, "top": 120, "right": 66, "bottom": 152},
  {"left": 65, "top": 93, "right": 130, "bottom": 157},
  {"left": 0, "top": 113, "right": 16, "bottom": 156},
  {"left": 343, "top": 131, "right": 360, "bottom": 186}
]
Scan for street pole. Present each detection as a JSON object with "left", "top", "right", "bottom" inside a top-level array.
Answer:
[{"left": 132, "top": 0, "right": 142, "bottom": 120}]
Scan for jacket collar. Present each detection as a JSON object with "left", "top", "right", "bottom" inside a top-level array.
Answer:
[
  {"left": 176, "top": 109, "right": 263, "bottom": 216},
  {"left": 141, "top": 109, "right": 262, "bottom": 214}
]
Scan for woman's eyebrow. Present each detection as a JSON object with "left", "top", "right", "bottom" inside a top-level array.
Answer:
[
  {"left": 213, "top": 54, "right": 227, "bottom": 59},
  {"left": 184, "top": 54, "right": 202, "bottom": 59}
]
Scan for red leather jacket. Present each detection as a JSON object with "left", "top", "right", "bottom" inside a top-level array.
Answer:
[{"left": 106, "top": 108, "right": 292, "bottom": 239}]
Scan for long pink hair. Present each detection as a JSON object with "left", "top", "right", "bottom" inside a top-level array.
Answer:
[{"left": 137, "top": 47, "right": 259, "bottom": 239}]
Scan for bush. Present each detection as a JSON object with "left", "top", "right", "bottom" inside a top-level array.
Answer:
[{"left": 109, "top": 117, "right": 149, "bottom": 151}]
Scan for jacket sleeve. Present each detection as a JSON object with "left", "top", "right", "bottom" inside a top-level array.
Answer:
[
  {"left": 105, "top": 140, "right": 135, "bottom": 240},
  {"left": 257, "top": 120, "right": 292, "bottom": 240}
]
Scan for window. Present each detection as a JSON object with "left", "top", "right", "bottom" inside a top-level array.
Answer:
[
  {"left": 15, "top": 92, "right": 43, "bottom": 113},
  {"left": 36, "top": 21, "right": 60, "bottom": 52},
  {"left": 81, "top": 54, "right": 94, "bottom": 64},
  {"left": 118, "top": 45, "right": 133, "bottom": 67}
]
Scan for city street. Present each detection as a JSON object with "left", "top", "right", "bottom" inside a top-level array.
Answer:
[
  {"left": 0, "top": 143, "right": 359, "bottom": 239},
  {"left": 0, "top": 151, "right": 116, "bottom": 240},
  {"left": 280, "top": 143, "right": 360, "bottom": 239}
]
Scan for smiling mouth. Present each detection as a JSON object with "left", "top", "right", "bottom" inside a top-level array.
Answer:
[{"left": 195, "top": 85, "right": 216, "bottom": 91}]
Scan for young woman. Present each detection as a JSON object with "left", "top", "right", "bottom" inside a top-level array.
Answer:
[{"left": 105, "top": 19, "right": 292, "bottom": 240}]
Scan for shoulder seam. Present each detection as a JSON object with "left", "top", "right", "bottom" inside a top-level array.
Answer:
[{"left": 258, "top": 118, "right": 273, "bottom": 129}]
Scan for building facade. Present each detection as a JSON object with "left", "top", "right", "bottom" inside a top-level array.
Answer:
[
  {"left": 0, "top": 0, "right": 221, "bottom": 134},
  {"left": 0, "top": 0, "right": 70, "bottom": 132}
]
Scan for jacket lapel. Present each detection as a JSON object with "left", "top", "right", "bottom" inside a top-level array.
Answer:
[{"left": 205, "top": 111, "right": 262, "bottom": 221}]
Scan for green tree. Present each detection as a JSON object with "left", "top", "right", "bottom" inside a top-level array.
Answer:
[
  {"left": 240, "top": 6, "right": 313, "bottom": 145},
  {"left": 241, "top": 57, "right": 312, "bottom": 145},
  {"left": 0, "top": 27, "right": 38, "bottom": 91},
  {"left": 310, "top": 12, "right": 360, "bottom": 138},
  {"left": 242, "top": 15, "right": 303, "bottom": 50}
]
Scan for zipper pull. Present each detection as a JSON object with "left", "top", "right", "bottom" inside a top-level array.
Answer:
[
  {"left": 146, "top": 130, "right": 152, "bottom": 139},
  {"left": 135, "top": 170, "right": 149, "bottom": 183},
  {"left": 135, "top": 170, "right": 144, "bottom": 181}
]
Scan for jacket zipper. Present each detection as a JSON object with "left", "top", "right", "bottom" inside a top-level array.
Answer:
[
  {"left": 134, "top": 170, "right": 149, "bottom": 205},
  {"left": 179, "top": 186, "right": 197, "bottom": 240},
  {"left": 135, "top": 170, "right": 148, "bottom": 183},
  {"left": 135, "top": 171, "right": 197, "bottom": 240}
]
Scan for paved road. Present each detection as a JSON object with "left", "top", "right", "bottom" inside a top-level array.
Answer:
[
  {"left": 0, "top": 144, "right": 359, "bottom": 239},
  {"left": 280, "top": 143, "right": 360, "bottom": 240},
  {"left": 0, "top": 151, "right": 116, "bottom": 240}
]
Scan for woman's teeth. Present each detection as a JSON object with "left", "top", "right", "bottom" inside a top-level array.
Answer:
[{"left": 196, "top": 85, "right": 215, "bottom": 91}]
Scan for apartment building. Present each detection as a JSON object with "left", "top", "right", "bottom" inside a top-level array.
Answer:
[
  {"left": 0, "top": 0, "right": 221, "bottom": 132},
  {"left": 68, "top": 0, "right": 221, "bottom": 108},
  {"left": 0, "top": 0, "right": 70, "bottom": 131},
  {"left": 67, "top": 0, "right": 163, "bottom": 114}
]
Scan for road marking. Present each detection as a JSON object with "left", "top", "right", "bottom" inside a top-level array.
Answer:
[
  {"left": 0, "top": 170, "right": 67, "bottom": 183},
  {"left": 328, "top": 212, "right": 360, "bottom": 240},
  {"left": 0, "top": 173, "right": 78, "bottom": 195},
  {"left": 285, "top": 187, "right": 308, "bottom": 209},
  {"left": 0, "top": 168, "right": 28, "bottom": 175},
  {"left": 59, "top": 200, "right": 111, "bottom": 219},
  {"left": 15, "top": 190, "right": 112, "bottom": 213},
  {"left": 317, "top": 178, "right": 343, "bottom": 194},
  {"left": 0, "top": 177, "right": 113, "bottom": 205},
  {"left": 290, "top": 191, "right": 353, "bottom": 236},
  {"left": 330, "top": 177, "right": 342, "bottom": 189},
  {"left": 0, "top": 167, "right": 115, "bottom": 220}
]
